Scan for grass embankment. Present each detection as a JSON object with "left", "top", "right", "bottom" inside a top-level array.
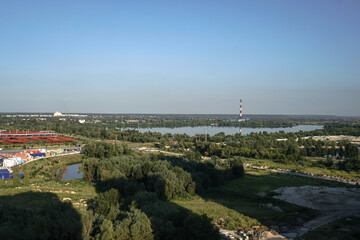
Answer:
[
  {"left": 0, "top": 179, "right": 95, "bottom": 212},
  {"left": 173, "top": 196, "right": 260, "bottom": 230},
  {"left": 0, "top": 154, "right": 96, "bottom": 212},
  {"left": 24, "top": 153, "right": 83, "bottom": 180},
  {"left": 243, "top": 158, "right": 360, "bottom": 181},
  {"left": 174, "top": 169, "right": 351, "bottom": 231}
]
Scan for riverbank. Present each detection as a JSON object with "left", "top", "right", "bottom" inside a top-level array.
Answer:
[
  {"left": 22, "top": 154, "right": 83, "bottom": 181},
  {"left": 22, "top": 151, "right": 80, "bottom": 165}
]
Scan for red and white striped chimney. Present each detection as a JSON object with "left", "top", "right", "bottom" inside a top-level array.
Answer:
[{"left": 240, "top": 99, "right": 243, "bottom": 120}]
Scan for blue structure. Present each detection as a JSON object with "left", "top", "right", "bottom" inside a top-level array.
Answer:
[
  {"left": 30, "top": 153, "right": 46, "bottom": 158},
  {"left": 0, "top": 169, "right": 13, "bottom": 180}
]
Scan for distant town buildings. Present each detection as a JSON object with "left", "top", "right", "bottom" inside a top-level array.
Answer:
[{"left": 4, "top": 112, "right": 88, "bottom": 118}]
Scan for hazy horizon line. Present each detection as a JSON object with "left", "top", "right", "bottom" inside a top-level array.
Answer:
[{"left": 1, "top": 111, "right": 359, "bottom": 118}]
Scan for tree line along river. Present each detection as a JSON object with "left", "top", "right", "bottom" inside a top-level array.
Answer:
[{"left": 61, "top": 125, "right": 323, "bottom": 180}]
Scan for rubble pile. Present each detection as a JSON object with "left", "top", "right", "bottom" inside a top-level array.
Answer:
[{"left": 220, "top": 226, "right": 286, "bottom": 240}]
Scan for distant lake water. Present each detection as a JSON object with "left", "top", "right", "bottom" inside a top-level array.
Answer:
[
  {"left": 122, "top": 125, "right": 322, "bottom": 136},
  {"left": 61, "top": 163, "right": 83, "bottom": 180}
]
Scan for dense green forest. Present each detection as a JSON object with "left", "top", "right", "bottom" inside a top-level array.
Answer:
[{"left": 78, "top": 142, "right": 244, "bottom": 239}]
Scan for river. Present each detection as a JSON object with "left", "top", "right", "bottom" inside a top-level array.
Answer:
[{"left": 122, "top": 125, "right": 322, "bottom": 136}]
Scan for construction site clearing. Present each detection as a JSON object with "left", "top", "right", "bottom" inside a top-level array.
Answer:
[
  {"left": 275, "top": 135, "right": 360, "bottom": 147},
  {"left": 312, "top": 135, "right": 360, "bottom": 146}
]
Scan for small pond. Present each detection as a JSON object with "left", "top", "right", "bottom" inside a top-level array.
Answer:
[{"left": 60, "top": 163, "right": 83, "bottom": 180}]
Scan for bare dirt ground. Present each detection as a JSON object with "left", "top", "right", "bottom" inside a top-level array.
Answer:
[
  {"left": 312, "top": 135, "right": 360, "bottom": 146},
  {"left": 272, "top": 186, "right": 360, "bottom": 238}
]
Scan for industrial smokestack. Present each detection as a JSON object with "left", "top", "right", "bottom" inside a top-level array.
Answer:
[
  {"left": 240, "top": 99, "right": 243, "bottom": 120},
  {"left": 239, "top": 99, "right": 243, "bottom": 136}
]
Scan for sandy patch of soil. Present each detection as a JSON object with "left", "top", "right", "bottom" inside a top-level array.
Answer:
[
  {"left": 273, "top": 186, "right": 360, "bottom": 211},
  {"left": 272, "top": 186, "right": 360, "bottom": 237}
]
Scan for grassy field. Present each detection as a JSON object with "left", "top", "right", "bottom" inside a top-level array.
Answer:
[
  {"left": 174, "top": 169, "right": 352, "bottom": 231},
  {"left": 0, "top": 179, "right": 96, "bottom": 212},
  {"left": 0, "top": 154, "right": 96, "bottom": 212},
  {"left": 173, "top": 196, "right": 260, "bottom": 230}
]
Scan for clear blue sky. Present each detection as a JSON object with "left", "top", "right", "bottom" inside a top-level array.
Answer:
[{"left": 1, "top": 0, "right": 359, "bottom": 115}]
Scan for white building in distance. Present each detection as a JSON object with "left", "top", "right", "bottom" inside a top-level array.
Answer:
[{"left": 54, "top": 111, "right": 63, "bottom": 117}]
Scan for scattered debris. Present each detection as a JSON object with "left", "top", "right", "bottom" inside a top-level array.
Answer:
[{"left": 220, "top": 227, "right": 286, "bottom": 240}]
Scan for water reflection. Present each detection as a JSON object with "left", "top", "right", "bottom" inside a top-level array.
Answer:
[
  {"left": 121, "top": 125, "right": 322, "bottom": 136},
  {"left": 61, "top": 163, "right": 83, "bottom": 180}
]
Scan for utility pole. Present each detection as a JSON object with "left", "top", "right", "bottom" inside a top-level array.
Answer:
[{"left": 239, "top": 99, "right": 243, "bottom": 136}]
